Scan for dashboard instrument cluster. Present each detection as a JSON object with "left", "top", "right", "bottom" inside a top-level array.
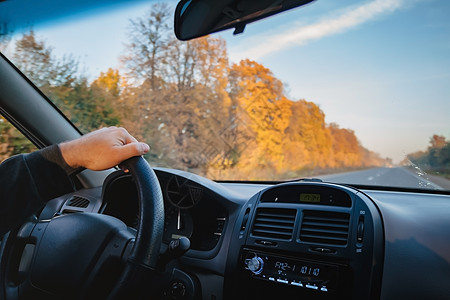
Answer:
[{"left": 101, "top": 170, "right": 227, "bottom": 251}]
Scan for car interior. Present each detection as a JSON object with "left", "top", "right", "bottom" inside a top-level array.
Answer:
[{"left": 1, "top": 0, "right": 449, "bottom": 299}]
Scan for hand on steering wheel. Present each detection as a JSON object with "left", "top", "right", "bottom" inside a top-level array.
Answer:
[{"left": 0, "top": 156, "right": 164, "bottom": 299}]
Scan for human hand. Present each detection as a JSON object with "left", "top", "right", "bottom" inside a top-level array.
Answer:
[{"left": 59, "top": 127, "right": 150, "bottom": 171}]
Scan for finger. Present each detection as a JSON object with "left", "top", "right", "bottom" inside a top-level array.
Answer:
[
  {"left": 124, "top": 132, "right": 138, "bottom": 144},
  {"left": 117, "top": 127, "right": 138, "bottom": 144},
  {"left": 117, "top": 142, "right": 150, "bottom": 159},
  {"left": 139, "top": 142, "right": 150, "bottom": 154}
]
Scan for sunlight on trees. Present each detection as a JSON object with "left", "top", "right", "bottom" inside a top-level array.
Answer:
[{"left": 0, "top": 3, "right": 392, "bottom": 180}]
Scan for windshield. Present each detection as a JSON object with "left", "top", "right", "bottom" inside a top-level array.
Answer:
[{"left": 1, "top": 0, "right": 449, "bottom": 190}]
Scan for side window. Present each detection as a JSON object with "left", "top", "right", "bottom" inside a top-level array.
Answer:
[{"left": 0, "top": 116, "right": 37, "bottom": 162}]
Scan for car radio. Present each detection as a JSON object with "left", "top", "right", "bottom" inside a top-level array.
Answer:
[{"left": 241, "top": 249, "right": 341, "bottom": 294}]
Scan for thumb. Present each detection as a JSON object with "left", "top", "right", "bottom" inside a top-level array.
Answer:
[{"left": 119, "top": 142, "right": 150, "bottom": 159}]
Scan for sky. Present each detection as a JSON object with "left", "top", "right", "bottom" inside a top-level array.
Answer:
[{"left": 4, "top": 0, "right": 450, "bottom": 163}]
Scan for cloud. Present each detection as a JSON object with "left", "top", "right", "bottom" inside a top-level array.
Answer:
[{"left": 229, "top": 0, "right": 407, "bottom": 61}]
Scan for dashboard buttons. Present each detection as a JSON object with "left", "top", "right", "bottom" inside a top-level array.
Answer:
[
  {"left": 306, "top": 284, "right": 319, "bottom": 290},
  {"left": 241, "top": 249, "right": 338, "bottom": 294}
]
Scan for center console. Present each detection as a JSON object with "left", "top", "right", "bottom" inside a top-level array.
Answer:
[{"left": 225, "top": 182, "right": 384, "bottom": 299}]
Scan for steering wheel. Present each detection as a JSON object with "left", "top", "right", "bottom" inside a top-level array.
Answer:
[{"left": 0, "top": 156, "right": 164, "bottom": 299}]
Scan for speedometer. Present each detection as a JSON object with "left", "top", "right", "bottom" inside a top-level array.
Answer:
[
  {"left": 163, "top": 175, "right": 201, "bottom": 243},
  {"left": 163, "top": 206, "right": 194, "bottom": 242}
]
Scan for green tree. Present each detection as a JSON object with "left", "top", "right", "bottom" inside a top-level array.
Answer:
[
  {"left": 0, "top": 116, "right": 36, "bottom": 161},
  {"left": 407, "top": 135, "right": 450, "bottom": 175}
]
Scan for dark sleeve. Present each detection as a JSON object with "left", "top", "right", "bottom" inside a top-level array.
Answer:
[{"left": 0, "top": 145, "right": 76, "bottom": 236}]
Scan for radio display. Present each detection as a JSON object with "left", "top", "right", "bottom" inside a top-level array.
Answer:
[
  {"left": 300, "top": 193, "right": 321, "bottom": 203},
  {"left": 243, "top": 250, "right": 339, "bottom": 293}
]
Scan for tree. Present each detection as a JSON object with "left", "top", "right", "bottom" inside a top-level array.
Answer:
[
  {"left": 0, "top": 116, "right": 36, "bottom": 161},
  {"left": 13, "top": 30, "right": 79, "bottom": 90},
  {"left": 2, "top": 10, "right": 389, "bottom": 179},
  {"left": 329, "top": 123, "right": 361, "bottom": 167},
  {"left": 407, "top": 135, "right": 450, "bottom": 174},
  {"left": 11, "top": 31, "right": 119, "bottom": 133},
  {"left": 121, "top": 4, "right": 235, "bottom": 172},
  {"left": 121, "top": 3, "right": 171, "bottom": 90},
  {"left": 429, "top": 135, "right": 448, "bottom": 169},
  {"left": 92, "top": 68, "right": 122, "bottom": 97},
  {"left": 430, "top": 135, "right": 446, "bottom": 149},
  {"left": 226, "top": 60, "right": 292, "bottom": 177},
  {"left": 284, "top": 99, "right": 333, "bottom": 170}
]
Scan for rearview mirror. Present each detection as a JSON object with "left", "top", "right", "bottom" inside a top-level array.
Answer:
[{"left": 174, "top": 0, "right": 315, "bottom": 41}]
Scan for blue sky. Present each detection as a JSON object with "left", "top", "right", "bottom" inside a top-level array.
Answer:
[
  {"left": 224, "top": 0, "right": 450, "bottom": 163},
  {"left": 5, "top": 0, "right": 450, "bottom": 163}
]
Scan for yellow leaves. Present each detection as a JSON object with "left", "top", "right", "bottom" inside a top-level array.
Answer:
[
  {"left": 92, "top": 68, "right": 124, "bottom": 96},
  {"left": 228, "top": 60, "right": 294, "bottom": 173},
  {"left": 206, "top": 57, "right": 387, "bottom": 179},
  {"left": 231, "top": 59, "right": 283, "bottom": 102}
]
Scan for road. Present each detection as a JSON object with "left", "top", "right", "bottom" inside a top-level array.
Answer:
[{"left": 318, "top": 167, "right": 450, "bottom": 190}]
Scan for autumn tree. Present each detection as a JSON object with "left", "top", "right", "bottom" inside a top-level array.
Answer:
[
  {"left": 12, "top": 30, "right": 80, "bottom": 116},
  {"left": 121, "top": 3, "right": 171, "bottom": 90},
  {"left": 329, "top": 123, "right": 361, "bottom": 167},
  {"left": 13, "top": 30, "right": 79, "bottom": 90},
  {"left": 92, "top": 68, "right": 122, "bottom": 97},
  {"left": 224, "top": 59, "right": 293, "bottom": 177},
  {"left": 213, "top": 60, "right": 385, "bottom": 179},
  {"left": 430, "top": 135, "right": 446, "bottom": 149},
  {"left": 1, "top": 8, "right": 390, "bottom": 179},
  {"left": 11, "top": 31, "right": 119, "bottom": 133},
  {"left": 120, "top": 3, "right": 236, "bottom": 171},
  {"left": 161, "top": 36, "right": 235, "bottom": 170}
]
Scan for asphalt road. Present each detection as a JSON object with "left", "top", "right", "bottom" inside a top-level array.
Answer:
[{"left": 318, "top": 167, "right": 450, "bottom": 190}]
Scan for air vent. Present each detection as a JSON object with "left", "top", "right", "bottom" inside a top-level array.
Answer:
[
  {"left": 67, "top": 196, "right": 90, "bottom": 208},
  {"left": 300, "top": 210, "right": 350, "bottom": 246},
  {"left": 251, "top": 208, "right": 296, "bottom": 240}
]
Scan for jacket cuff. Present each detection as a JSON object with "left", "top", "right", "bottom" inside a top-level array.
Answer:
[{"left": 39, "top": 144, "right": 86, "bottom": 175}]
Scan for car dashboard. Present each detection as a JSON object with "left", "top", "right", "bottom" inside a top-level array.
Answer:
[{"left": 39, "top": 167, "right": 450, "bottom": 299}]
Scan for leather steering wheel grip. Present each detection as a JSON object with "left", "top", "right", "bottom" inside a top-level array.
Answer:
[{"left": 109, "top": 156, "right": 164, "bottom": 299}]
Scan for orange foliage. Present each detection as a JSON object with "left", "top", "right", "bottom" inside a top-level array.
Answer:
[
  {"left": 92, "top": 68, "right": 122, "bottom": 96},
  {"left": 209, "top": 59, "right": 386, "bottom": 179}
]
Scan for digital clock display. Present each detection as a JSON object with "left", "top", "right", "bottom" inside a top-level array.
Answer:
[
  {"left": 300, "top": 193, "right": 321, "bottom": 203},
  {"left": 273, "top": 261, "right": 321, "bottom": 277},
  {"left": 243, "top": 250, "right": 339, "bottom": 293}
]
